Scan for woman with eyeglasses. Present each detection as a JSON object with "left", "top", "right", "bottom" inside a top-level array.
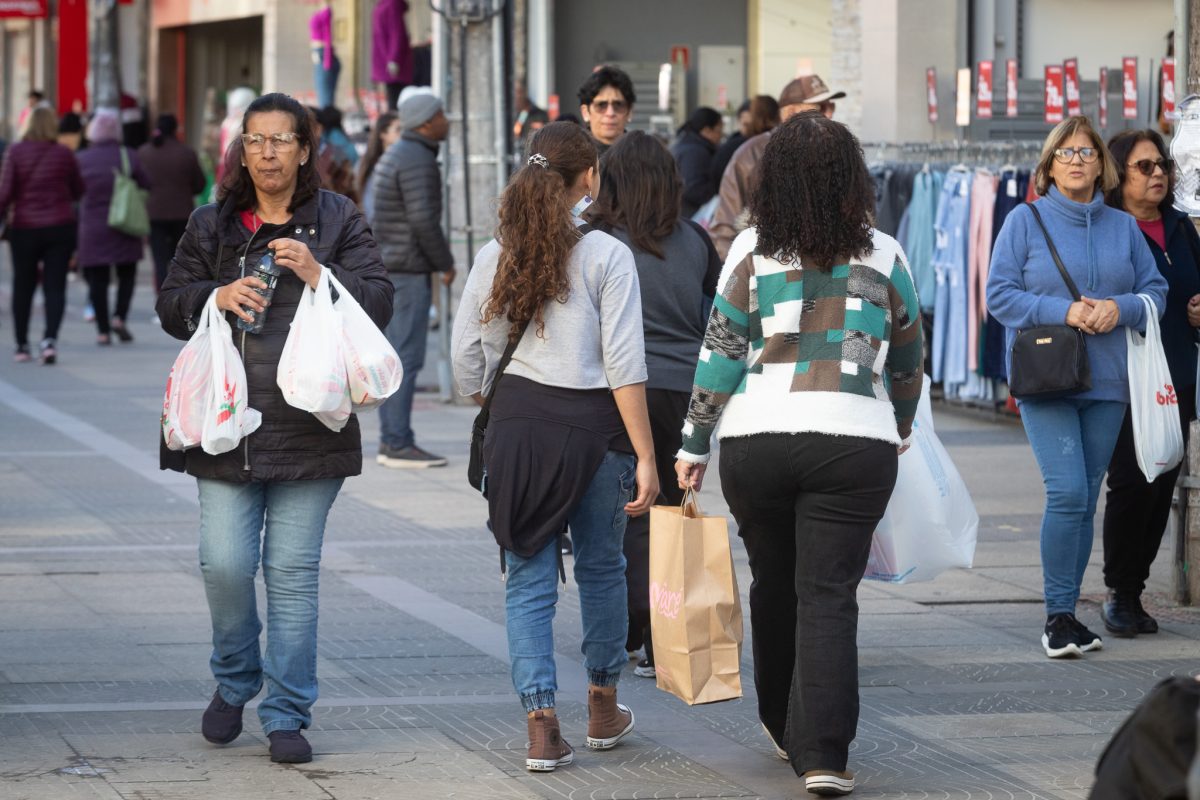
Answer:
[
  {"left": 987, "top": 116, "right": 1167, "bottom": 660},
  {"left": 156, "top": 92, "right": 393, "bottom": 764},
  {"left": 1097, "top": 129, "right": 1200, "bottom": 639}
]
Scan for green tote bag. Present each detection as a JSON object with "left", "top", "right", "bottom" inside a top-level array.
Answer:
[{"left": 108, "top": 147, "right": 150, "bottom": 237}]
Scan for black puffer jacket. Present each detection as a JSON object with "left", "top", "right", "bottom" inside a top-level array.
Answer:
[
  {"left": 156, "top": 189, "right": 394, "bottom": 482},
  {"left": 371, "top": 130, "right": 454, "bottom": 273}
]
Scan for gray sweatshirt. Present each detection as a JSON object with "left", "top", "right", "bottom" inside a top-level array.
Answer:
[{"left": 452, "top": 227, "right": 648, "bottom": 397}]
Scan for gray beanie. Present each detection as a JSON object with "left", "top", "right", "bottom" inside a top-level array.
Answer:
[{"left": 399, "top": 93, "right": 443, "bottom": 130}]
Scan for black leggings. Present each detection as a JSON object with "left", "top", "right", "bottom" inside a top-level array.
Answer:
[
  {"left": 149, "top": 219, "right": 188, "bottom": 292},
  {"left": 9, "top": 224, "right": 75, "bottom": 348},
  {"left": 83, "top": 263, "right": 137, "bottom": 335}
]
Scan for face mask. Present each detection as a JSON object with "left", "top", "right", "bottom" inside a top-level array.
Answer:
[{"left": 571, "top": 194, "right": 593, "bottom": 218}]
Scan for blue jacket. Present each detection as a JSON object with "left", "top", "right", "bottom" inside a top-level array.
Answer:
[
  {"left": 1132, "top": 207, "right": 1200, "bottom": 388},
  {"left": 987, "top": 185, "right": 1168, "bottom": 403}
]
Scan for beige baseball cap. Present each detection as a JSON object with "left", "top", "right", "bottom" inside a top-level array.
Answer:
[{"left": 779, "top": 74, "right": 846, "bottom": 107}]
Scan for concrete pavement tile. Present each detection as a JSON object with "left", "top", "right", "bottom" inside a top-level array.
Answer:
[
  {"left": 887, "top": 711, "right": 1098, "bottom": 739},
  {"left": 874, "top": 566, "right": 1044, "bottom": 603},
  {"left": 53, "top": 573, "right": 207, "bottom": 617}
]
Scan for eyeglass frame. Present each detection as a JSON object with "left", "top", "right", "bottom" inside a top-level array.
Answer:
[
  {"left": 1052, "top": 146, "right": 1100, "bottom": 164},
  {"left": 590, "top": 99, "right": 629, "bottom": 114},
  {"left": 240, "top": 132, "right": 301, "bottom": 153},
  {"left": 1126, "top": 157, "right": 1173, "bottom": 177}
]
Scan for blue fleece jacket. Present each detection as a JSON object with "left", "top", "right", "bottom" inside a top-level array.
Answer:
[{"left": 987, "top": 185, "right": 1168, "bottom": 403}]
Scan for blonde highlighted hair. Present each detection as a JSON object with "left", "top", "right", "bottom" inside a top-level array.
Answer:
[
  {"left": 1033, "top": 115, "right": 1119, "bottom": 197},
  {"left": 20, "top": 106, "right": 58, "bottom": 143}
]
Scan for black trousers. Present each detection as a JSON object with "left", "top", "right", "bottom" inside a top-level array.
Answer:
[
  {"left": 83, "top": 263, "right": 137, "bottom": 335},
  {"left": 9, "top": 224, "right": 75, "bottom": 347},
  {"left": 1102, "top": 386, "right": 1195, "bottom": 594},
  {"left": 720, "top": 432, "right": 897, "bottom": 775},
  {"left": 623, "top": 388, "right": 689, "bottom": 656},
  {"left": 149, "top": 219, "right": 189, "bottom": 292}
]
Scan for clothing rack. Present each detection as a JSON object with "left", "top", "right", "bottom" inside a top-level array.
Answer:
[{"left": 861, "top": 140, "right": 1044, "bottom": 168}]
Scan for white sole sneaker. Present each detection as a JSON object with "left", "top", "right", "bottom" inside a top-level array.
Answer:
[
  {"left": 526, "top": 750, "right": 573, "bottom": 772},
  {"left": 633, "top": 664, "right": 656, "bottom": 679},
  {"left": 585, "top": 704, "right": 634, "bottom": 750},
  {"left": 1077, "top": 636, "right": 1103, "bottom": 653},
  {"left": 375, "top": 454, "right": 447, "bottom": 469},
  {"left": 1041, "top": 633, "right": 1082, "bottom": 659},
  {"left": 804, "top": 771, "right": 855, "bottom": 795},
  {"left": 761, "top": 722, "right": 788, "bottom": 761}
]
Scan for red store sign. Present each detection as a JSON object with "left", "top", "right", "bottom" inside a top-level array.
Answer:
[
  {"left": 0, "top": 0, "right": 46, "bottom": 17},
  {"left": 1005, "top": 59, "right": 1018, "bottom": 117},
  {"left": 976, "top": 60, "right": 993, "bottom": 119},
  {"left": 1123, "top": 57, "right": 1138, "bottom": 119},
  {"left": 926, "top": 67, "right": 938, "bottom": 123},
  {"left": 1099, "top": 67, "right": 1109, "bottom": 129},
  {"left": 1044, "top": 65, "right": 1065, "bottom": 124},
  {"left": 1162, "top": 57, "right": 1177, "bottom": 119},
  {"left": 1063, "top": 58, "right": 1081, "bottom": 117}
]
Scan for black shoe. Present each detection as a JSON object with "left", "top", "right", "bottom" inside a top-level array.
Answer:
[
  {"left": 634, "top": 658, "right": 656, "bottom": 678},
  {"left": 111, "top": 319, "right": 134, "bottom": 343},
  {"left": 376, "top": 444, "right": 448, "bottom": 469},
  {"left": 1131, "top": 595, "right": 1159, "bottom": 634},
  {"left": 201, "top": 690, "right": 244, "bottom": 744},
  {"left": 267, "top": 729, "right": 312, "bottom": 763},
  {"left": 1041, "top": 613, "right": 1082, "bottom": 658},
  {"left": 1101, "top": 590, "right": 1139, "bottom": 638},
  {"left": 1066, "top": 614, "right": 1103, "bottom": 652}
]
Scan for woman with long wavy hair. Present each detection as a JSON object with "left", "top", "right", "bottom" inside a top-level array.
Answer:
[{"left": 451, "top": 121, "right": 657, "bottom": 774}]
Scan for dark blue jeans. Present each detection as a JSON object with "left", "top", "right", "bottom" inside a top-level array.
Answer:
[{"left": 378, "top": 273, "right": 431, "bottom": 450}]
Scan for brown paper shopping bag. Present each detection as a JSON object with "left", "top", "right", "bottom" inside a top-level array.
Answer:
[{"left": 648, "top": 488, "right": 743, "bottom": 705}]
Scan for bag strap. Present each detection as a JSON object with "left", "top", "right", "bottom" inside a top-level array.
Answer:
[
  {"left": 119, "top": 146, "right": 131, "bottom": 178},
  {"left": 1026, "top": 202, "right": 1083, "bottom": 302}
]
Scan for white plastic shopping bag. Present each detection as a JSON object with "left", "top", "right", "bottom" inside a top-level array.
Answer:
[
  {"left": 865, "top": 382, "right": 979, "bottom": 583},
  {"left": 1127, "top": 293, "right": 1184, "bottom": 481},
  {"left": 328, "top": 272, "right": 403, "bottom": 411},
  {"left": 277, "top": 267, "right": 349, "bottom": 417},
  {"left": 162, "top": 291, "right": 261, "bottom": 455}
]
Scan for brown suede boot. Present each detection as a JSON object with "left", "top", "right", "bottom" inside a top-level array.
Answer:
[
  {"left": 585, "top": 685, "right": 635, "bottom": 750},
  {"left": 526, "top": 710, "right": 573, "bottom": 772}
]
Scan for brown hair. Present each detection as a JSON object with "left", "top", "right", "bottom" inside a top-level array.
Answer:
[
  {"left": 586, "top": 130, "right": 680, "bottom": 258},
  {"left": 747, "top": 95, "right": 780, "bottom": 137},
  {"left": 1105, "top": 128, "right": 1176, "bottom": 217},
  {"left": 357, "top": 111, "right": 398, "bottom": 198},
  {"left": 217, "top": 93, "right": 320, "bottom": 213},
  {"left": 21, "top": 106, "right": 58, "bottom": 143},
  {"left": 484, "top": 122, "right": 597, "bottom": 339},
  {"left": 1034, "top": 115, "right": 1120, "bottom": 196}
]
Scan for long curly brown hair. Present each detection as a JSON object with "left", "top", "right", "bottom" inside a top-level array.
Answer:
[
  {"left": 750, "top": 111, "right": 874, "bottom": 270},
  {"left": 484, "top": 122, "right": 597, "bottom": 339}
]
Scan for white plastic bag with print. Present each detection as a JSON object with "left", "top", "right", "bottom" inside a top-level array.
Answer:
[
  {"left": 1127, "top": 293, "right": 1184, "bottom": 481},
  {"left": 277, "top": 266, "right": 349, "bottom": 418},
  {"left": 328, "top": 271, "right": 403, "bottom": 412},
  {"left": 865, "top": 382, "right": 978, "bottom": 583}
]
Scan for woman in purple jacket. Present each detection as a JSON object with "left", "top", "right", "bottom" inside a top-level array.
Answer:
[
  {"left": 0, "top": 106, "right": 84, "bottom": 364},
  {"left": 76, "top": 109, "right": 150, "bottom": 345}
]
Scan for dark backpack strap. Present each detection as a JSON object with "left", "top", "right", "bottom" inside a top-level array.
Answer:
[{"left": 1026, "top": 202, "right": 1083, "bottom": 301}]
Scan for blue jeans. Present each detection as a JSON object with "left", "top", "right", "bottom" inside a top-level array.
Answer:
[
  {"left": 932, "top": 169, "right": 972, "bottom": 385},
  {"left": 312, "top": 46, "right": 340, "bottom": 108},
  {"left": 197, "top": 477, "right": 343, "bottom": 734},
  {"left": 504, "top": 450, "right": 636, "bottom": 711},
  {"left": 378, "top": 273, "right": 431, "bottom": 450},
  {"left": 1018, "top": 398, "right": 1128, "bottom": 616}
]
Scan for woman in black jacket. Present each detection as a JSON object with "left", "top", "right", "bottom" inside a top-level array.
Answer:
[
  {"left": 1100, "top": 129, "right": 1200, "bottom": 638},
  {"left": 669, "top": 106, "right": 722, "bottom": 217},
  {"left": 156, "top": 93, "right": 392, "bottom": 765}
]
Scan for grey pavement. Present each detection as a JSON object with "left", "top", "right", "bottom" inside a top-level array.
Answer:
[{"left": 1, "top": 270, "right": 1199, "bottom": 800}]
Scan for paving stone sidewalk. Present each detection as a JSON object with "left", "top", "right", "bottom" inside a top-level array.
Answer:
[{"left": 1, "top": 277, "right": 1198, "bottom": 800}]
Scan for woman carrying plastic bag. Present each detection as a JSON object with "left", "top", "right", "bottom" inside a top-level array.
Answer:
[{"left": 1126, "top": 293, "right": 1184, "bottom": 481}]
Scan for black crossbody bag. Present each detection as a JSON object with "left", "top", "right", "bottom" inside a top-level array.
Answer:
[
  {"left": 1008, "top": 203, "right": 1092, "bottom": 400},
  {"left": 467, "top": 223, "right": 593, "bottom": 494}
]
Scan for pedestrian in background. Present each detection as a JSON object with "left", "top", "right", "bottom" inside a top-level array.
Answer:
[
  {"left": 0, "top": 105, "right": 83, "bottom": 364},
  {"left": 57, "top": 111, "right": 85, "bottom": 151},
  {"left": 76, "top": 109, "right": 150, "bottom": 345},
  {"left": 710, "top": 76, "right": 843, "bottom": 260},
  {"left": 452, "top": 121, "right": 656, "bottom": 774},
  {"left": 308, "top": 107, "right": 358, "bottom": 203},
  {"left": 356, "top": 110, "right": 400, "bottom": 223},
  {"left": 987, "top": 116, "right": 1167, "bottom": 659},
  {"left": 676, "top": 112, "right": 923, "bottom": 797},
  {"left": 578, "top": 65, "right": 636, "bottom": 158},
  {"left": 588, "top": 129, "right": 720, "bottom": 681},
  {"left": 670, "top": 106, "right": 723, "bottom": 218},
  {"left": 1100, "top": 129, "right": 1200, "bottom": 638},
  {"left": 316, "top": 105, "right": 358, "bottom": 166},
  {"left": 157, "top": 92, "right": 392, "bottom": 765},
  {"left": 372, "top": 91, "right": 455, "bottom": 468},
  {"left": 138, "top": 114, "right": 206, "bottom": 293},
  {"left": 709, "top": 98, "right": 754, "bottom": 187}
]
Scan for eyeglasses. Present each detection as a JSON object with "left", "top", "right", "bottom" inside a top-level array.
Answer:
[
  {"left": 241, "top": 132, "right": 299, "bottom": 153},
  {"left": 1128, "top": 158, "right": 1172, "bottom": 177},
  {"left": 591, "top": 99, "right": 628, "bottom": 114},
  {"left": 1053, "top": 146, "right": 1099, "bottom": 164}
]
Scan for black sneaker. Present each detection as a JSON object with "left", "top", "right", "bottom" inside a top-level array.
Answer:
[
  {"left": 376, "top": 444, "right": 447, "bottom": 469},
  {"left": 201, "top": 690, "right": 244, "bottom": 744},
  {"left": 1131, "top": 595, "right": 1159, "bottom": 634},
  {"left": 1101, "top": 590, "right": 1139, "bottom": 638},
  {"left": 267, "top": 729, "right": 312, "bottom": 763},
  {"left": 1067, "top": 615, "right": 1103, "bottom": 652},
  {"left": 634, "top": 658, "right": 655, "bottom": 679},
  {"left": 1042, "top": 613, "right": 1082, "bottom": 658}
]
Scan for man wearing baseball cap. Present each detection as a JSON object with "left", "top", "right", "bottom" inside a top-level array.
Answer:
[{"left": 709, "top": 75, "right": 845, "bottom": 260}]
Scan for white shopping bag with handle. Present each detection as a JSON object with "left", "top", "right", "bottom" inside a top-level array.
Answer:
[
  {"left": 277, "top": 267, "right": 349, "bottom": 416},
  {"left": 328, "top": 272, "right": 403, "bottom": 412},
  {"left": 1127, "top": 293, "right": 1184, "bottom": 481},
  {"left": 865, "top": 382, "right": 978, "bottom": 583}
]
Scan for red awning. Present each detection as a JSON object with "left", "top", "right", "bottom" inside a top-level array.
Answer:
[{"left": 0, "top": 0, "right": 47, "bottom": 17}]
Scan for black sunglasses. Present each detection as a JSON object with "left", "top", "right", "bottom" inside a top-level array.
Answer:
[
  {"left": 591, "top": 99, "right": 628, "bottom": 113},
  {"left": 1128, "top": 158, "right": 1172, "bottom": 177}
]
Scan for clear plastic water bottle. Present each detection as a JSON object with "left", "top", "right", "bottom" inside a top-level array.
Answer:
[{"left": 237, "top": 253, "right": 282, "bottom": 334}]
